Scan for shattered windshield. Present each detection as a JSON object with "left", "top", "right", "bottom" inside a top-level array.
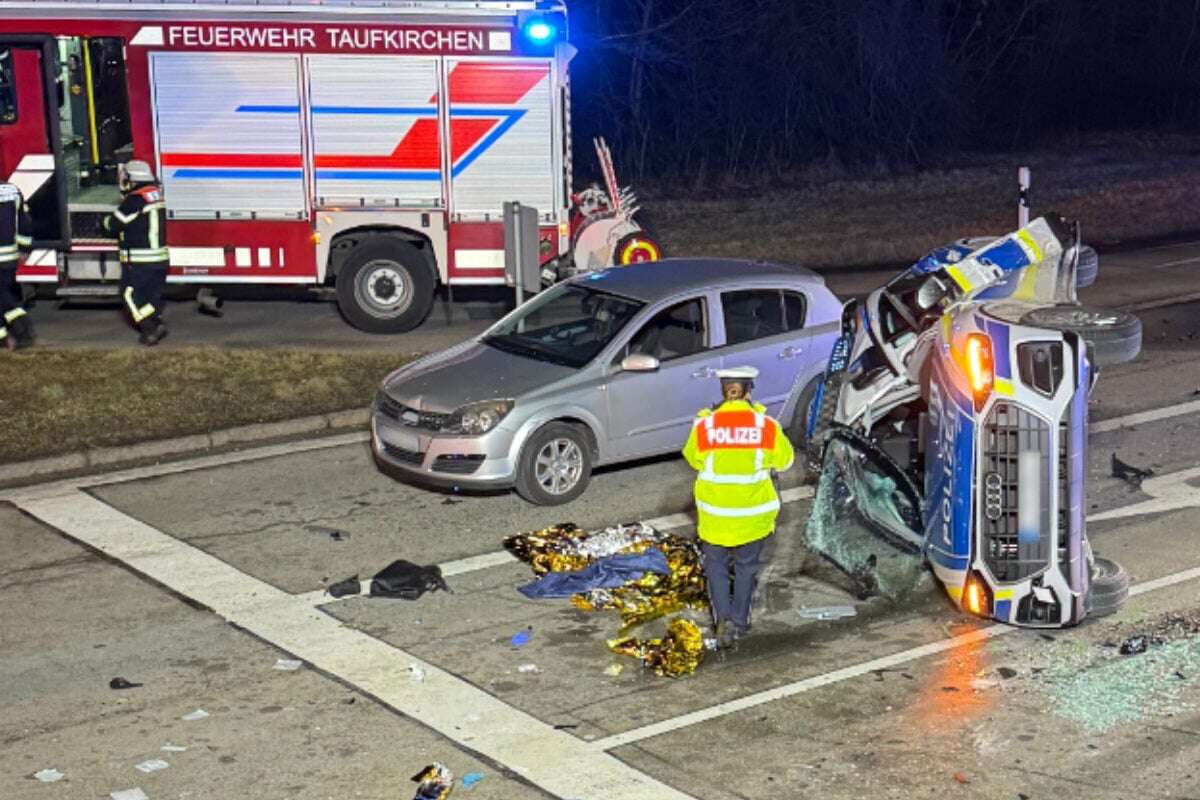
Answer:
[{"left": 484, "top": 284, "right": 644, "bottom": 369}]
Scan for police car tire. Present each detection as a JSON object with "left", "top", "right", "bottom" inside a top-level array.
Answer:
[
  {"left": 336, "top": 239, "right": 435, "bottom": 334},
  {"left": 515, "top": 422, "right": 593, "bottom": 506},
  {"left": 1086, "top": 556, "right": 1129, "bottom": 617},
  {"left": 1076, "top": 245, "right": 1099, "bottom": 289},
  {"left": 785, "top": 375, "right": 822, "bottom": 482},
  {"left": 804, "top": 372, "right": 843, "bottom": 477},
  {"left": 1018, "top": 305, "right": 1142, "bottom": 367}
]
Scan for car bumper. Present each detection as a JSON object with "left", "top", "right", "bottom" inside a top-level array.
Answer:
[{"left": 370, "top": 411, "right": 519, "bottom": 490}]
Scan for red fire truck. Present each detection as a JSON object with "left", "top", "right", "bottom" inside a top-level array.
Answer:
[{"left": 0, "top": 0, "right": 656, "bottom": 332}]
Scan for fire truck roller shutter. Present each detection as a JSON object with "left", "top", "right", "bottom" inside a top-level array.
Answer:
[
  {"left": 306, "top": 55, "right": 442, "bottom": 210},
  {"left": 446, "top": 60, "right": 555, "bottom": 218},
  {"left": 151, "top": 52, "right": 306, "bottom": 218},
  {"left": 334, "top": 231, "right": 435, "bottom": 334}
]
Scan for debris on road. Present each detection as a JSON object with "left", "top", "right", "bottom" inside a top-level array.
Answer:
[
  {"left": 32, "top": 768, "right": 64, "bottom": 783},
  {"left": 1111, "top": 453, "right": 1154, "bottom": 488},
  {"left": 180, "top": 709, "right": 209, "bottom": 721},
  {"left": 608, "top": 618, "right": 706, "bottom": 677},
  {"left": 327, "top": 574, "right": 361, "bottom": 598},
  {"left": 1119, "top": 635, "right": 1149, "bottom": 655},
  {"left": 952, "top": 771, "right": 970, "bottom": 784},
  {"left": 510, "top": 629, "right": 532, "bottom": 647},
  {"left": 461, "top": 772, "right": 484, "bottom": 789},
  {"left": 328, "top": 530, "right": 349, "bottom": 542},
  {"left": 997, "top": 666, "right": 1018, "bottom": 679},
  {"left": 160, "top": 745, "right": 187, "bottom": 753},
  {"left": 604, "top": 663, "right": 624, "bottom": 677},
  {"left": 408, "top": 663, "right": 426, "bottom": 682},
  {"left": 110, "top": 789, "right": 149, "bottom": 800},
  {"left": 109, "top": 676, "right": 143, "bottom": 690},
  {"left": 134, "top": 759, "right": 169, "bottom": 774},
  {"left": 273, "top": 658, "right": 303, "bottom": 671},
  {"left": 518, "top": 550, "right": 670, "bottom": 598},
  {"left": 411, "top": 763, "right": 453, "bottom": 800},
  {"left": 517, "top": 663, "right": 541, "bottom": 673},
  {"left": 370, "top": 560, "right": 450, "bottom": 600},
  {"left": 798, "top": 605, "right": 858, "bottom": 621}
]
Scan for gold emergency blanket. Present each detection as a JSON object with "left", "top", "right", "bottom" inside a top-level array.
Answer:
[
  {"left": 503, "top": 522, "right": 710, "bottom": 676},
  {"left": 608, "top": 618, "right": 706, "bottom": 678}
]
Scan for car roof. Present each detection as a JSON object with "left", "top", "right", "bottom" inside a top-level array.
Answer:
[{"left": 570, "top": 258, "right": 825, "bottom": 304}]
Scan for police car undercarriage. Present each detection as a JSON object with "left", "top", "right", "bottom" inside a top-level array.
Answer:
[{"left": 804, "top": 213, "right": 1143, "bottom": 628}]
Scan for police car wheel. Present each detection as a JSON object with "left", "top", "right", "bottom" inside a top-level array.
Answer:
[
  {"left": 1085, "top": 556, "right": 1129, "bottom": 617},
  {"left": 785, "top": 375, "right": 822, "bottom": 481},
  {"left": 515, "top": 422, "right": 593, "bottom": 505},
  {"left": 336, "top": 239, "right": 435, "bottom": 334},
  {"left": 1075, "top": 245, "right": 1099, "bottom": 288},
  {"left": 1019, "top": 305, "right": 1142, "bottom": 367}
]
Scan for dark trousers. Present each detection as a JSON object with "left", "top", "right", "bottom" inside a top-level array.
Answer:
[
  {"left": 0, "top": 264, "right": 31, "bottom": 341},
  {"left": 121, "top": 263, "right": 168, "bottom": 328},
  {"left": 700, "top": 535, "right": 769, "bottom": 628}
]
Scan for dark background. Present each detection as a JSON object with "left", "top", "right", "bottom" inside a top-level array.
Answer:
[{"left": 567, "top": 0, "right": 1200, "bottom": 183}]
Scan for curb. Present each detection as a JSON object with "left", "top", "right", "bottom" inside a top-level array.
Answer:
[{"left": 0, "top": 408, "right": 371, "bottom": 487}]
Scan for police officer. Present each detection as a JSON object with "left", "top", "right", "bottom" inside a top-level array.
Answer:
[
  {"left": 0, "top": 181, "right": 35, "bottom": 350},
  {"left": 103, "top": 160, "right": 169, "bottom": 345},
  {"left": 682, "top": 366, "right": 794, "bottom": 648}
]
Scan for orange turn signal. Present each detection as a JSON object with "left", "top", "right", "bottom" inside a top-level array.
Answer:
[{"left": 964, "top": 333, "right": 993, "bottom": 410}]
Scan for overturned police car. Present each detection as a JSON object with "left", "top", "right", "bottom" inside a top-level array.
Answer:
[{"left": 806, "top": 214, "right": 1140, "bottom": 628}]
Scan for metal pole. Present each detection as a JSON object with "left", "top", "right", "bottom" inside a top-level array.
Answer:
[
  {"left": 1018, "top": 166, "right": 1031, "bottom": 228},
  {"left": 513, "top": 201, "right": 525, "bottom": 310}
]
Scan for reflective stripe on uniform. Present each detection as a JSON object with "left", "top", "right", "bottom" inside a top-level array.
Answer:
[
  {"left": 696, "top": 469, "right": 771, "bottom": 485},
  {"left": 124, "top": 287, "right": 156, "bottom": 322},
  {"left": 4, "top": 308, "right": 27, "bottom": 323},
  {"left": 696, "top": 498, "right": 781, "bottom": 517},
  {"left": 0, "top": 326, "right": 6, "bottom": 339},
  {"left": 14, "top": 234, "right": 32, "bottom": 247},
  {"left": 112, "top": 208, "right": 138, "bottom": 224}
]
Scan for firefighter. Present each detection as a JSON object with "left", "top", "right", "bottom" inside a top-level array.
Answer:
[
  {"left": 104, "top": 160, "right": 169, "bottom": 345},
  {"left": 0, "top": 181, "right": 35, "bottom": 350},
  {"left": 682, "top": 366, "right": 794, "bottom": 649}
]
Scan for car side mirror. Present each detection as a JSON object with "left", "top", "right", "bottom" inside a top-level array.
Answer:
[{"left": 621, "top": 353, "right": 660, "bottom": 372}]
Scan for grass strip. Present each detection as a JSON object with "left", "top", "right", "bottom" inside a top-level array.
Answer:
[{"left": 0, "top": 348, "right": 420, "bottom": 464}]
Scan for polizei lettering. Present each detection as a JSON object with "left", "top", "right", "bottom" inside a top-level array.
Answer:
[
  {"left": 166, "top": 25, "right": 487, "bottom": 53},
  {"left": 707, "top": 427, "right": 763, "bottom": 446}
]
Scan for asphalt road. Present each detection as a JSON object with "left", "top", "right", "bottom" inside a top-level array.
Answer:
[{"left": 4, "top": 242, "right": 1200, "bottom": 799}]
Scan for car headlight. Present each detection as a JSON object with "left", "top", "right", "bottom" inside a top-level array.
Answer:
[{"left": 446, "top": 399, "right": 514, "bottom": 435}]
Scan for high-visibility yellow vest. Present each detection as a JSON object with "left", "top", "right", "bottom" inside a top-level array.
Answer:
[{"left": 681, "top": 399, "right": 794, "bottom": 547}]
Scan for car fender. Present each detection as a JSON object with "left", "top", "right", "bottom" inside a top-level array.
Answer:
[{"left": 506, "top": 404, "right": 608, "bottom": 465}]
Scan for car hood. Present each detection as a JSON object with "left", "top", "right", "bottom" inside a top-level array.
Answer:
[{"left": 382, "top": 339, "right": 577, "bottom": 413}]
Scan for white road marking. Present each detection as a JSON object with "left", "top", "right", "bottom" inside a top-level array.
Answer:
[
  {"left": 16, "top": 490, "right": 695, "bottom": 800},
  {"left": 1120, "top": 290, "right": 1200, "bottom": 312},
  {"left": 1089, "top": 464, "right": 1200, "bottom": 521},
  {"left": 1090, "top": 398, "right": 1200, "bottom": 433},
  {"left": 1150, "top": 256, "right": 1200, "bottom": 270}
]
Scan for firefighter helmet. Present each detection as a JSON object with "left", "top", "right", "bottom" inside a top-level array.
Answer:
[{"left": 119, "top": 160, "right": 157, "bottom": 189}]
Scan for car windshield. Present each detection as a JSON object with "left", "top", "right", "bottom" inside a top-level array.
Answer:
[{"left": 483, "top": 283, "right": 644, "bottom": 369}]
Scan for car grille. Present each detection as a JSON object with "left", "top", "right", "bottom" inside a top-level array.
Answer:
[
  {"left": 1017, "top": 341, "right": 1064, "bottom": 396},
  {"left": 376, "top": 393, "right": 451, "bottom": 432},
  {"left": 432, "top": 454, "right": 485, "bottom": 475},
  {"left": 380, "top": 441, "right": 424, "bottom": 466},
  {"left": 980, "top": 402, "right": 1052, "bottom": 583}
]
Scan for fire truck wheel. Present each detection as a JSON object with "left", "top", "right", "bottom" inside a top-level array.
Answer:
[
  {"left": 614, "top": 232, "right": 663, "bottom": 266},
  {"left": 514, "top": 422, "right": 593, "bottom": 505},
  {"left": 336, "top": 239, "right": 435, "bottom": 334}
]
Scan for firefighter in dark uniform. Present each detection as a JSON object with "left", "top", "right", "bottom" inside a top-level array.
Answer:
[
  {"left": 103, "top": 160, "right": 170, "bottom": 345},
  {"left": 0, "top": 181, "right": 35, "bottom": 350}
]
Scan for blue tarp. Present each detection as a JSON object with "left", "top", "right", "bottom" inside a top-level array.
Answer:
[{"left": 517, "top": 550, "right": 670, "bottom": 599}]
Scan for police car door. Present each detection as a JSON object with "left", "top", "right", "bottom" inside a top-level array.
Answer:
[{"left": 605, "top": 293, "right": 720, "bottom": 459}]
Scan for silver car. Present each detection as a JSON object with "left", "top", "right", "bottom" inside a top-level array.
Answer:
[{"left": 371, "top": 258, "right": 842, "bottom": 504}]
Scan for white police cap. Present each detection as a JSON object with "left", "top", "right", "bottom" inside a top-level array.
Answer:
[
  {"left": 715, "top": 366, "right": 759, "bottom": 380},
  {"left": 0, "top": 182, "right": 20, "bottom": 203}
]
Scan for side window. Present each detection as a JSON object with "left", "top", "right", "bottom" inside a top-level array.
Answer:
[
  {"left": 0, "top": 49, "right": 17, "bottom": 124},
  {"left": 721, "top": 289, "right": 786, "bottom": 346},
  {"left": 626, "top": 297, "right": 708, "bottom": 362},
  {"left": 783, "top": 290, "right": 807, "bottom": 331}
]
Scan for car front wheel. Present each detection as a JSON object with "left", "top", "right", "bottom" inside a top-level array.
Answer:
[{"left": 514, "top": 422, "right": 593, "bottom": 505}]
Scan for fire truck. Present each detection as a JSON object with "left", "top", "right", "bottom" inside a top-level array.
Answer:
[{"left": 0, "top": 0, "right": 659, "bottom": 332}]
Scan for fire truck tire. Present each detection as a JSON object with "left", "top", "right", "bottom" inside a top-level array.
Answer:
[
  {"left": 336, "top": 239, "right": 435, "bottom": 334},
  {"left": 514, "top": 422, "right": 593, "bottom": 505},
  {"left": 613, "top": 232, "right": 663, "bottom": 265},
  {"left": 1085, "top": 556, "right": 1129, "bottom": 617},
  {"left": 1018, "top": 305, "right": 1142, "bottom": 367}
]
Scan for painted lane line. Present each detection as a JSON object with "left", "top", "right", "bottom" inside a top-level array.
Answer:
[
  {"left": 1119, "top": 290, "right": 1200, "bottom": 312},
  {"left": 588, "top": 489, "right": 1200, "bottom": 753},
  {"left": 17, "top": 490, "right": 695, "bottom": 800},
  {"left": 299, "top": 488, "right": 819, "bottom": 606},
  {"left": 1090, "top": 398, "right": 1200, "bottom": 433},
  {"left": 1150, "top": 256, "right": 1200, "bottom": 270},
  {"left": 1088, "top": 464, "right": 1200, "bottom": 522}
]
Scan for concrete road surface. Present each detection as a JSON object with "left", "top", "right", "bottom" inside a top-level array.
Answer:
[{"left": 4, "top": 243, "right": 1200, "bottom": 799}]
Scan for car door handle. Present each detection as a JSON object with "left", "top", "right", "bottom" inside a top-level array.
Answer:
[
  {"left": 778, "top": 346, "right": 803, "bottom": 360},
  {"left": 691, "top": 366, "right": 716, "bottom": 379}
]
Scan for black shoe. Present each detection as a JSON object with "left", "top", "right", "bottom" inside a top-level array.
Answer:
[
  {"left": 734, "top": 623, "right": 752, "bottom": 641},
  {"left": 715, "top": 620, "right": 735, "bottom": 650},
  {"left": 138, "top": 319, "right": 168, "bottom": 346},
  {"left": 9, "top": 316, "right": 34, "bottom": 349}
]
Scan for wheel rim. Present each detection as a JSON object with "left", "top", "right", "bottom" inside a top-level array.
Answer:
[
  {"left": 355, "top": 259, "right": 414, "bottom": 318},
  {"left": 1033, "top": 307, "right": 1124, "bottom": 328},
  {"left": 534, "top": 438, "right": 584, "bottom": 495}
]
